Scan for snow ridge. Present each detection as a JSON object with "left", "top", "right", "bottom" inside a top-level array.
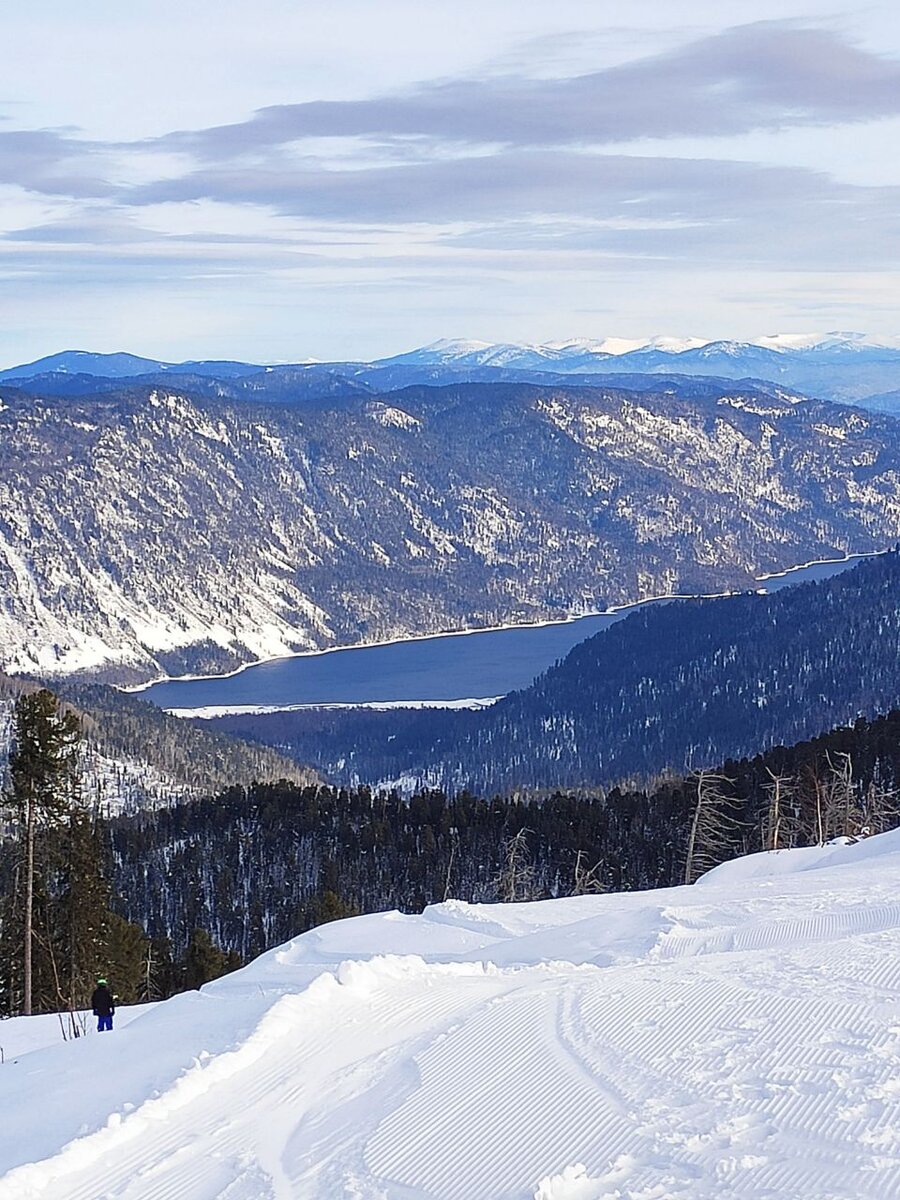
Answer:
[{"left": 5, "top": 832, "right": 900, "bottom": 1197}]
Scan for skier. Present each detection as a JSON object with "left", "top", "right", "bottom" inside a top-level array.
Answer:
[{"left": 92, "top": 978, "right": 115, "bottom": 1032}]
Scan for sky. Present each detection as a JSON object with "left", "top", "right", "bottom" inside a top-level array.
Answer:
[{"left": 1, "top": 0, "right": 899, "bottom": 365}]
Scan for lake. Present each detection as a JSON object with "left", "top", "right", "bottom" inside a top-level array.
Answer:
[{"left": 140, "top": 555, "right": 876, "bottom": 713}]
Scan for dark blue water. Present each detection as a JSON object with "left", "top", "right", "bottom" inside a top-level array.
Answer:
[{"left": 140, "top": 555, "right": 874, "bottom": 711}]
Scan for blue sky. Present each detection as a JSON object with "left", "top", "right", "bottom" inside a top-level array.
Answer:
[{"left": 1, "top": 0, "right": 898, "bottom": 364}]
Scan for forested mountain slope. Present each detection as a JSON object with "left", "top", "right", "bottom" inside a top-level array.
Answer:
[
  {"left": 109, "top": 705, "right": 900, "bottom": 960},
  {"left": 0, "top": 673, "right": 317, "bottom": 811},
  {"left": 211, "top": 551, "right": 900, "bottom": 793},
  {"left": 1, "top": 381, "right": 899, "bottom": 682}
]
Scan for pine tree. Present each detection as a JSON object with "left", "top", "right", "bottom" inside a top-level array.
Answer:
[
  {"left": 54, "top": 798, "right": 112, "bottom": 1014},
  {"left": 104, "top": 912, "right": 150, "bottom": 1003},
  {"left": 5, "top": 690, "right": 80, "bottom": 1015},
  {"left": 179, "top": 929, "right": 236, "bottom": 991}
]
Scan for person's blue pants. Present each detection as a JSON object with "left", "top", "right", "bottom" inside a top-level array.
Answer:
[{"left": 97, "top": 1013, "right": 113, "bottom": 1032}]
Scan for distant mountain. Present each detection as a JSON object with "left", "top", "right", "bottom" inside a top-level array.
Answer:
[
  {"left": 209, "top": 551, "right": 900, "bottom": 794},
  {"left": 0, "top": 350, "right": 263, "bottom": 381},
  {"left": 857, "top": 389, "right": 900, "bottom": 416},
  {"left": 3, "top": 365, "right": 372, "bottom": 404},
  {"left": 6, "top": 363, "right": 797, "bottom": 408},
  {"left": 373, "top": 334, "right": 900, "bottom": 404},
  {"left": 2, "top": 379, "right": 900, "bottom": 683},
  {"left": 381, "top": 331, "right": 900, "bottom": 369},
  {"left": 4, "top": 331, "right": 900, "bottom": 404},
  {"left": 0, "top": 672, "right": 318, "bottom": 812}
]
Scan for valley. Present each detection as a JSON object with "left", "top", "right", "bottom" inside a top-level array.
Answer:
[
  {"left": 204, "top": 550, "right": 900, "bottom": 794},
  {"left": 142, "top": 552, "right": 875, "bottom": 712},
  {"left": 2, "top": 379, "right": 899, "bottom": 687}
]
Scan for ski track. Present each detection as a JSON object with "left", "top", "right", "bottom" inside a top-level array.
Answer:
[{"left": 4, "top": 836, "right": 900, "bottom": 1197}]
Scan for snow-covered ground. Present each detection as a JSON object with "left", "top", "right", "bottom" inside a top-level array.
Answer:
[{"left": 3, "top": 834, "right": 900, "bottom": 1199}]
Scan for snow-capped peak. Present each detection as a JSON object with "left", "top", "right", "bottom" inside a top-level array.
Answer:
[
  {"left": 421, "top": 338, "right": 496, "bottom": 356},
  {"left": 542, "top": 336, "right": 709, "bottom": 356},
  {"left": 630, "top": 335, "right": 711, "bottom": 355},
  {"left": 758, "top": 331, "right": 897, "bottom": 352}
]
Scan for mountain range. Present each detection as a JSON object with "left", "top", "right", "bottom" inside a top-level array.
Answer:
[
  {"left": 3, "top": 330, "right": 900, "bottom": 407},
  {"left": 2, "top": 379, "right": 900, "bottom": 683}
]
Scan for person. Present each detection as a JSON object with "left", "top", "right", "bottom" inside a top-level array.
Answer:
[{"left": 91, "top": 978, "right": 115, "bottom": 1032}]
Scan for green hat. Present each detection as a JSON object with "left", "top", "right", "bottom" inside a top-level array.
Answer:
[{"left": 97, "top": 977, "right": 107, "bottom": 986}]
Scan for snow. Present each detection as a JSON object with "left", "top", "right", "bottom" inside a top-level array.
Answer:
[
  {"left": 4, "top": 833, "right": 900, "bottom": 1197},
  {"left": 388, "top": 333, "right": 897, "bottom": 363},
  {"left": 0, "top": 1005, "right": 151, "bottom": 1063},
  {"left": 754, "top": 331, "right": 900, "bottom": 353},
  {"left": 368, "top": 404, "right": 421, "bottom": 431},
  {"left": 173, "top": 697, "right": 502, "bottom": 718},
  {"left": 421, "top": 338, "right": 495, "bottom": 355}
]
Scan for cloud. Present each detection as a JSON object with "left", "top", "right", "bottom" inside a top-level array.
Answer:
[
  {"left": 0, "top": 129, "right": 111, "bottom": 198},
  {"left": 161, "top": 23, "right": 900, "bottom": 157},
  {"left": 6, "top": 214, "right": 154, "bottom": 245},
  {"left": 1, "top": 15, "right": 898, "bottom": 344},
  {"left": 119, "top": 149, "right": 900, "bottom": 269}
]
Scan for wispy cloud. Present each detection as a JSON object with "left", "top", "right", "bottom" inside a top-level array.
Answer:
[
  {"left": 159, "top": 23, "right": 900, "bottom": 156},
  {"left": 1, "top": 15, "right": 899, "bottom": 360}
]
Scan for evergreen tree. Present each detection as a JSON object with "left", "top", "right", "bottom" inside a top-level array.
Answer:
[
  {"left": 4, "top": 690, "right": 80, "bottom": 1015},
  {"left": 104, "top": 912, "right": 150, "bottom": 1004},
  {"left": 179, "top": 929, "right": 238, "bottom": 991},
  {"left": 309, "top": 889, "right": 359, "bottom": 926},
  {"left": 53, "top": 800, "right": 112, "bottom": 1013}
]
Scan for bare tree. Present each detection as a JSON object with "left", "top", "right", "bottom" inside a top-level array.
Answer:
[
  {"left": 684, "top": 770, "right": 740, "bottom": 885},
  {"left": 496, "top": 828, "right": 536, "bottom": 902},
  {"left": 761, "top": 768, "right": 800, "bottom": 851},
  {"left": 825, "top": 752, "right": 861, "bottom": 840},
  {"left": 442, "top": 831, "right": 458, "bottom": 903},
  {"left": 803, "top": 753, "right": 880, "bottom": 845},
  {"left": 570, "top": 850, "right": 606, "bottom": 896}
]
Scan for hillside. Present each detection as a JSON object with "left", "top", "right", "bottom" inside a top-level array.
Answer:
[
  {"left": 4, "top": 831, "right": 900, "bottom": 1197},
  {"left": 0, "top": 673, "right": 317, "bottom": 811},
  {"left": 106, "top": 703, "right": 900, "bottom": 957},
  {"left": 2, "top": 381, "right": 900, "bottom": 684},
  {"left": 208, "top": 550, "right": 900, "bottom": 793}
]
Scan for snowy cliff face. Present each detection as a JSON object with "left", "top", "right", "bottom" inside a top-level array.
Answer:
[{"left": 1, "top": 382, "right": 899, "bottom": 683}]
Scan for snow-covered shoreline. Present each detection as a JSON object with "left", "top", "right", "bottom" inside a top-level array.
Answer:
[
  {"left": 170, "top": 696, "right": 503, "bottom": 720},
  {"left": 753, "top": 547, "right": 886, "bottom": 582}
]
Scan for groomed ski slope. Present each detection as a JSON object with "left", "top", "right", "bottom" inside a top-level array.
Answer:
[{"left": 4, "top": 836, "right": 900, "bottom": 1198}]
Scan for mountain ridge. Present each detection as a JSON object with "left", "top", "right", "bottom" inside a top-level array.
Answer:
[
  {"left": 0, "top": 671, "right": 319, "bottom": 811},
  {"left": 2, "top": 379, "right": 899, "bottom": 684},
  {"left": 4, "top": 331, "right": 900, "bottom": 404}
]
